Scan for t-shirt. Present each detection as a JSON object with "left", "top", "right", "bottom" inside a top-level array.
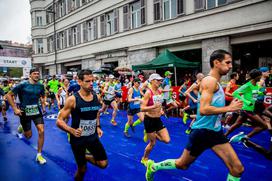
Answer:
[
  {"left": 11, "top": 81, "right": 45, "bottom": 110},
  {"left": 47, "top": 79, "right": 60, "bottom": 93},
  {"left": 233, "top": 81, "right": 259, "bottom": 111}
]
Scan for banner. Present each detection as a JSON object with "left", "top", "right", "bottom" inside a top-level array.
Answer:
[{"left": 121, "top": 86, "right": 272, "bottom": 107}]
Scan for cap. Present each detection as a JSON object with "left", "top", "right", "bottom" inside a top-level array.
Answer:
[
  {"left": 148, "top": 73, "right": 164, "bottom": 81},
  {"left": 109, "top": 74, "right": 114, "bottom": 79},
  {"left": 259, "top": 67, "right": 269, "bottom": 72},
  {"left": 165, "top": 71, "right": 173, "bottom": 76},
  {"left": 29, "top": 67, "right": 39, "bottom": 74},
  {"left": 133, "top": 78, "right": 141, "bottom": 82}
]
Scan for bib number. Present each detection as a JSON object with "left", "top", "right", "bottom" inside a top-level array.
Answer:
[
  {"left": 79, "top": 119, "right": 96, "bottom": 136},
  {"left": 25, "top": 105, "right": 40, "bottom": 116}
]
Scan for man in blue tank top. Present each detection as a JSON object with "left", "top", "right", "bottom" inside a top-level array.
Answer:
[
  {"left": 144, "top": 50, "right": 244, "bottom": 181},
  {"left": 56, "top": 69, "right": 108, "bottom": 181}
]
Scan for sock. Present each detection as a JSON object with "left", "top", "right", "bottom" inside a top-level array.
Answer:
[
  {"left": 132, "top": 119, "right": 142, "bottom": 127},
  {"left": 124, "top": 123, "right": 130, "bottom": 132},
  {"left": 152, "top": 159, "right": 176, "bottom": 171},
  {"left": 227, "top": 173, "right": 240, "bottom": 181},
  {"left": 37, "top": 153, "right": 41, "bottom": 157}
]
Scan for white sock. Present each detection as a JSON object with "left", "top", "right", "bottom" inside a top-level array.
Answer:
[{"left": 37, "top": 153, "right": 41, "bottom": 157}]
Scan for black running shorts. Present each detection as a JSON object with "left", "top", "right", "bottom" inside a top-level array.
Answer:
[
  {"left": 186, "top": 129, "right": 229, "bottom": 157},
  {"left": 144, "top": 115, "right": 166, "bottom": 133},
  {"left": 19, "top": 112, "right": 44, "bottom": 132},
  {"left": 71, "top": 137, "right": 107, "bottom": 167}
]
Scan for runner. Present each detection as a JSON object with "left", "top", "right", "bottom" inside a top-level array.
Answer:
[
  {"left": 162, "top": 71, "right": 178, "bottom": 115},
  {"left": 144, "top": 50, "right": 244, "bottom": 181},
  {"left": 6, "top": 68, "right": 47, "bottom": 164},
  {"left": 224, "top": 69, "right": 268, "bottom": 139},
  {"left": 123, "top": 78, "right": 144, "bottom": 138},
  {"left": 141, "top": 73, "right": 170, "bottom": 166},
  {"left": 56, "top": 78, "right": 69, "bottom": 110},
  {"left": 56, "top": 69, "right": 108, "bottom": 181},
  {"left": 47, "top": 75, "right": 60, "bottom": 109},
  {"left": 0, "top": 80, "right": 11, "bottom": 121},
  {"left": 100, "top": 74, "right": 118, "bottom": 126}
]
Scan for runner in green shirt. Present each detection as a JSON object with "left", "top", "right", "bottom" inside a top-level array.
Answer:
[
  {"left": 225, "top": 69, "right": 268, "bottom": 141},
  {"left": 47, "top": 75, "right": 60, "bottom": 109}
]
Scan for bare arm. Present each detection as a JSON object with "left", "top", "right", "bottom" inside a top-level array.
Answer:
[
  {"left": 40, "top": 95, "right": 46, "bottom": 112},
  {"left": 184, "top": 83, "right": 198, "bottom": 102},
  {"left": 199, "top": 77, "right": 242, "bottom": 115},
  {"left": 56, "top": 95, "right": 81, "bottom": 137},
  {"left": 127, "top": 88, "right": 137, "bottom": 103},
  {"left": 6, "top": 91, "right": 22, "bottom": 116}
]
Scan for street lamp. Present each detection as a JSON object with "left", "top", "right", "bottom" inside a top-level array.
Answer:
[{"left": 46, "top": 0, "right": 58, "bottom": 75}]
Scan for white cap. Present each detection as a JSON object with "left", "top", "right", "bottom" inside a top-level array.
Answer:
[
  {"left": 109, "top": 74, "right": 114, "bottom": 79},
  {"left": 148, "top": 73, "right": 164, "bottom": 81}
]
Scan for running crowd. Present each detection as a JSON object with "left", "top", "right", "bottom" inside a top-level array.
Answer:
[{"left": 1, "top": 49, "right": 272, "bottom": 181}]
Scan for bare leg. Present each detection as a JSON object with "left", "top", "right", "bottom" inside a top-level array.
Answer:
[{"left": 35, "top": 124, "right": 44, "bottom": 153}]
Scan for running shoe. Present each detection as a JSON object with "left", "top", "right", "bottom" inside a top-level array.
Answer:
[
  {"left": 145, "top": 160, "right": 155, "bottom": 181},
  {"left": 185, "top": 128, "right": 191, "bottom": 134},
  {"left": 104, "top": 111, "right": 110, "bottom": 114},
  {"left": 141, "top": 158, "right": 148, "bottom": 166},
  {"left": 111, "top": 119, "right": 117, "bottom": 126},
  {"left": 230, "top": 132, "right": 247, "bottom": 143},
  {"left": 36, "top": 154, "right": 47, "bottom": 164},
  {"left": 183, "top": 112, "right": 188, "bottom": 124},
  {"left": 17, "top": 125, "right": 23, "bottom": 134},
  {"left": 124, "top": 131, "right": 131, "bottom": 138},
  {"left": 143, "top": 130, "right": 148, "bottom": 143}
]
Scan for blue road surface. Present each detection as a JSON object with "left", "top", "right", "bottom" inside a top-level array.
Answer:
[{"left": 0, "top": 108, "right": 272, "bottom": 181}]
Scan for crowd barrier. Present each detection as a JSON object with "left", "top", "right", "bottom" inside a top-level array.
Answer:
[{"left": 121, "top": 86, "right": 272, "bottom": 107}]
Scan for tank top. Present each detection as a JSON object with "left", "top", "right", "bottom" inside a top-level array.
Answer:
[
  {"left": 225, "top": 80, "right": 238, "bottom": 102},
  {"left": 129, "top": 87, "right": 141, "bottom": 110},
  {"left": 104, "top": 83, "right": 115, "bottom": 100},
  {"left": 147, "top": 88, "right": 164, "bottom": 106},
  {"left": 70, "top": 91, "right": 101, "bottom": 144},
  {"left": 192, "top": 82, "right": 225, "bottom": 132},
  {"left": 59, "top": 88, "right": 67, "bottom": 106}
]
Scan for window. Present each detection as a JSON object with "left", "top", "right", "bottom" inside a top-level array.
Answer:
[
  {"left": 154, "top": 0, "right": 161, "bottom": 21},
  {"left": 58, "top": 0, "right": 66, "bottom": 18},
  {"left": 163, "top": 0, "right": 177, "bottom": 20},
  {"left": 47, "top": 36, "right": 54, "bottom": 53},
  {"left": 72, "top": 26, "right": 78, "bottom": 45},
  {"left": 87, "top": 19, "right": 97, "bottom": 41},
  {"left": 123, "top": 0, "right": 146, "bottom": 30},
  {"left": 206, "top": 0, "right": 227, "bottom": 9},
  {"left": 46, "top": 6, "right": 54, "bottom": 24},
  {"left": 105, "top": 10, "right": 118, "bottom": 36},
  {"left": 37, "top": 39, "right": 43, "bottom": 54},
  {"left": 131, "top": 1, "right": 141, "bottom": 29},
  {"left": 58, "top": 32, "right": 65, "bottom": 49},
  {"left": 36, "top": 16, "right": 42, "bottom": 26},
  {"left": 100, "top": 15, "right": 105, "bottom": 37}
]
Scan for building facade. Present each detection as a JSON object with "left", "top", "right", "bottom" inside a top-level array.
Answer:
[
  {"left": 30, "top": 0, "right": 272, "bottom": 76},
  {"left": 0, "top": 41, "right": 32, "bottom": 77}
]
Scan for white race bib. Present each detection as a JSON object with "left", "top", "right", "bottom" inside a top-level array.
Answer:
[
  {"left": 79, "top": 119, "right": 96, "bottom": 136},
  {"left": 25, "top": 104, "right": 40, "bottom": 116}
]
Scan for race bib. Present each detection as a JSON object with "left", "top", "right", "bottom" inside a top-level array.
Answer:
[
  {"left": 25, "top": 104, "right": 40, "bottom": 116},
  {"left": 134, "top": 96, "right": 141, "bottom": 105},
  {"left": 252, "top": 90, "right": 258, "bottom": 101},
  {"left": 79, "top": 119, "right": 96, "bottom": 136}
]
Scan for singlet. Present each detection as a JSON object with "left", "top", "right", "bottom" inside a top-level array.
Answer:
[
  {"left": 162, "top": 77, "right": 172, "bottom": 99},
  {"left": 192, "top": 82, "right": 225, "bottom": 132},
  {"left": 70, "top": 91, "right": 101, "bottom": 144},
  {"left": 104, "top": 83, "right": 115, "bottom": 101},
  {"left": 129, "top": 87, "right": 141, "bottom": 110},
  {"left": 147, "top": 88, "right": 164, "bottom": 106},
  {"left": 115, "top": 83, "right": 122, "bottom": 95},
  {"left": 59, "top": 87, "right": 67, "bottom": 106},
  {"left": 225, "top": 80, "right": 238, "bottom": 102}
]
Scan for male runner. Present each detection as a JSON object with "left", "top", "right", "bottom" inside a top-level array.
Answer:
[
  {"left": 144, "top": 50, "right": 244, "bottom": 181},
  {"left": 6, "top": 68, "right": 47, "bottom": 164},
  {"left": 56, "top": 69, "right": 108, "bottom": 181}
]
